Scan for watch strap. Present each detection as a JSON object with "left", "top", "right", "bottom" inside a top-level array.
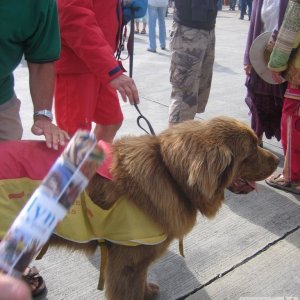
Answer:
[{"left": 33, "top": 110, "right": 53, "bottom": 121}]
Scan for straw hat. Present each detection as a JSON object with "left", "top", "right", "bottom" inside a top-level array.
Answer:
[{"left": 249, "top": 31, "right": 286, "bottom": 85}]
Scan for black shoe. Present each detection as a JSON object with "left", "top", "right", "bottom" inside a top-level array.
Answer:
[{"left": 147, "top": 48, "right": 156, "bottom": 53}]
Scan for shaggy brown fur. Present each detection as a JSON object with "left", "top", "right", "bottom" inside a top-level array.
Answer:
[
  {"left": 51, "top": 116, "right": 279, "bottom": 300},
  {"left": 3, "top": 116, "right": 279, "bottom": 300}
]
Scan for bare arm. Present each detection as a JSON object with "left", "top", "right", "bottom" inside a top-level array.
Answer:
[
  {"left": 0, "top": 274, "right": 31, "bottom": 300},
  {"left": 109, "top": 74, "right": 139, "bottom": 104},
  {"left": 28, "top": 62, "right": 69, "bottom": 149}
]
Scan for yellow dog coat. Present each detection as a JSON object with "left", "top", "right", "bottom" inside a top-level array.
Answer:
[
  {"left": 0, "top": 140, "right": 168, "bottom": 289},
  {"left": 0, "top": 139, "right": 167, "bottom": 246},
  {"left": 0, "top": 178, "right": 167, "bottom": 246}
]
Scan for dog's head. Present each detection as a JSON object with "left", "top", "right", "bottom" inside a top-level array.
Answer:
[{"left": 159, "top": 116, "right": 279, "bottom": 217}]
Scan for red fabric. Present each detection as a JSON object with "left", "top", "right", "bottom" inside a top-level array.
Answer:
[
  {"left": 96, "top": 140, "right": 113, "bottom": 180},
  {"left": 55, "top": 73, "right": 123, "bottom": 135},
  {"left": 55, "top": 0, "right": 124, "bottom": 84},
  {"left": 281, "top": 97, "right": 300, "bottom": 182},
  {"left": 284, "top": 84, "right": 300, "bottom": 101},
  {"left": 0, "top": 140, "right": 113, "bottom": 181},
  {"left": 0, "top": 141, "right": 62, "bottom": 180}
]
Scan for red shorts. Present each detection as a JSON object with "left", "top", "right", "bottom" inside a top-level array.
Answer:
[{"left": 55, "top": 73, "right": 123, "bottom": 136}]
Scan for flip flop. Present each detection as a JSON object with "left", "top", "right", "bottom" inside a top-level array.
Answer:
[
  {"left": 22, "top": 266, "right": 46, "bottom": 298},
  {"left": 265, "top": 173, "right": 300, "bottom": 195}
]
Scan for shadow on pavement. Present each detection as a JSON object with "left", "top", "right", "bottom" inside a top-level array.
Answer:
[
  {"left": 86, "top": 249, "right": 210, "bottom": 300},
  {"left": 225, "top": 183, "right": 300, "bottom": 251}
]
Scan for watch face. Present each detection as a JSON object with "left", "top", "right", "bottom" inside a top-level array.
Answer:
[{"left": 44, "top": 111, "right": 52, "bottom": 118}]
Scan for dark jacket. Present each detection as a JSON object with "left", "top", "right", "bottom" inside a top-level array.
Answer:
[{"left": 173, "top": 0, "right": 218, "bottom": 30}]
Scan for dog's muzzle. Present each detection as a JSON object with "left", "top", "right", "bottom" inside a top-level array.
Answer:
[{"left": 228, "top": 179, "right": 256, "bottom": 194}]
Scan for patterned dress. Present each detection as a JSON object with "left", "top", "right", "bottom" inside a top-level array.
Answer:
[{"left": 243, "top": 0, "right": 289, "bottom": 140}]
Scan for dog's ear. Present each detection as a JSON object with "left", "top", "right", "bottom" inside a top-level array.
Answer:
[{"left": 187, "top": 145, "right": 234, "bottom": 200}]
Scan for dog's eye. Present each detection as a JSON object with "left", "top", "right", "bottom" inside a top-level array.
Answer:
[{"left": 242, "top": 149, "right": 258, "bottom": 164}]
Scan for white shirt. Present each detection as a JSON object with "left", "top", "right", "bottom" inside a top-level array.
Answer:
[
  {"left": 261, "top": 0, "right": 280, "bottom": 32},
  {"left": 148, "top": 0, "right": 168, "bottom": 7}
]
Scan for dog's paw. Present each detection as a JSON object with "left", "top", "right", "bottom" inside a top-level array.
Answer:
[{"left": 144, "top": 282, "right": 159, "bottom": 299}]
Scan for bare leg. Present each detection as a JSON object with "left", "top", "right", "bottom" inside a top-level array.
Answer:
[
  {"left": 141, "top": 22, "right": 147, "bottom": 34},
  {"left": 135, "top": 21, "right": 140, "bottom": 33},
  {"left": 93, "top": 123, "right": 121, "bottom": 143}
]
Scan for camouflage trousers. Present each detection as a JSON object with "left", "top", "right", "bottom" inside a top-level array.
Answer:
[{"left": 169, "top": 22, "right": 215, "bottom": 124}]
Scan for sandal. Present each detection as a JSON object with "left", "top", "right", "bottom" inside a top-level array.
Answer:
[
  {"left": 265, "top": 173, "right": 300, "bottom": 195},
  {"left": 22, "top": 266, "right": 46, "bottom": 297},
  {"left": 134, "top": 29, "right": 139, "bottom": 34},
  {"left": 140, "top": 29, "right": 146, "bottom": 34}
]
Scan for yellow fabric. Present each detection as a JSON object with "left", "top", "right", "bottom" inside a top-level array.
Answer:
[
  {"left": 98, "top": 243, "right": 107, "bottom": 291},
  {"left": 0, "top": 178, "right": 167, "bottom": 246}
]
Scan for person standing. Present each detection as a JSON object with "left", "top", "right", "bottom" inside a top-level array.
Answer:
[
  {"left": 168, "top": 0, "right": 218, "bottom": 126},
  {"left": 135, "top": 13, "right": 148, "bottom": 34},
  {"left": 55, "top": 0, "right": 142, "bottom": 142},
  {"left": 147, "top": 0, "right": 168, "bottom": 52},
  {"left": 229, "top": 0, "right": 237, "bottom": 10},
  {"left": 0, "top": 0, "right": 68, "bottom": 150},
  {"left": 240, "top": 0, "right": 253, "bottom": 20},
  {"left": 243, "top": 0, "right": 289, "bottom": 146},
  {"left": 217, "top": 0, "right": 223, "bottom": 10},
  {"left": 266, "top": 0, "right": 300, "bottom": 194},
  {"left": 0, "top": 0, "right": 70, "bottom": 296}
]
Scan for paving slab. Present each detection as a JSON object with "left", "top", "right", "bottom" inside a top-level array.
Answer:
[
  {"left": 12, "top": 6, "right": 300, "bottom": 300},
  {"left": 186, "top": 230, "right": 300, "bottom": 300}
]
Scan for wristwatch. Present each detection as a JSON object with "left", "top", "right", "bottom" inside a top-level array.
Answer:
[{"left": 33, "top": 109, "right": 53, "bottom": 121}]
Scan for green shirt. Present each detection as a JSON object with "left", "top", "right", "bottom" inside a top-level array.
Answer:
[{"left": 0, "top": 0, "right": 61, "bottom": 104}]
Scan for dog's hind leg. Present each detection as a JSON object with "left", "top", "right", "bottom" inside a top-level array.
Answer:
[{"left": 105, "top": 241, "right": 170, "bottom": 300}]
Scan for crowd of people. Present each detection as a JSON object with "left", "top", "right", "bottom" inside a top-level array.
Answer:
[{"left": 0, "top": 0, "right": 300, "bottom": 298}]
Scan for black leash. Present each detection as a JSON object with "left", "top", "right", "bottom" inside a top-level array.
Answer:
[
  {"left": 133, "top": 102, "right": 156, "bottom": 135},
  {"left": 128, "top": 11, "right": 156, "bottom": 136}
]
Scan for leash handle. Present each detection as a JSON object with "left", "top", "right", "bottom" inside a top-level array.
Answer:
[{"left": 134, "top": 102, "right": 156, "bottom": 135}]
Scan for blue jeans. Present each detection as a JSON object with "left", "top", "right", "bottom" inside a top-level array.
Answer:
[
  {"left": 229, "top": 0, "right": 237, "bottom": 9},
  {"left": 217, "top": 0, "right": 223, "bottom": 10},
  {"left": 240, "top": 0, "right": 252, "bottom": 19},
  {"left": 148, "top": 5, "right": 167, "bottom": 50}
]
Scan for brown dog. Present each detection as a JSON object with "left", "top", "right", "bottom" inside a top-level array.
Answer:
[{"left": 0, "top": 116, "right": 278, "bottom": 300}]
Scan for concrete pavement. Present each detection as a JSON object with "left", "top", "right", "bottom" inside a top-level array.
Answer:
[{"left": 13, "top": 6, "right": 299, "bottom": 300}]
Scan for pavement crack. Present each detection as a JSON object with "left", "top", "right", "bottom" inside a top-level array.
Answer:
[{"left": 176, "top": 225, "right": 300, "bottom": 300}]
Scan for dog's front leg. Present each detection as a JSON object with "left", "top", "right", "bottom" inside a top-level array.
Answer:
[{"left": 105, "top": 243, "right": 161, "bottom": 300}]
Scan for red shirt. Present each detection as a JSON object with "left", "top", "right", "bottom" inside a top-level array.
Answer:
[{"left": 55, "top": 0, "right": 123, "bottom": 84}]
